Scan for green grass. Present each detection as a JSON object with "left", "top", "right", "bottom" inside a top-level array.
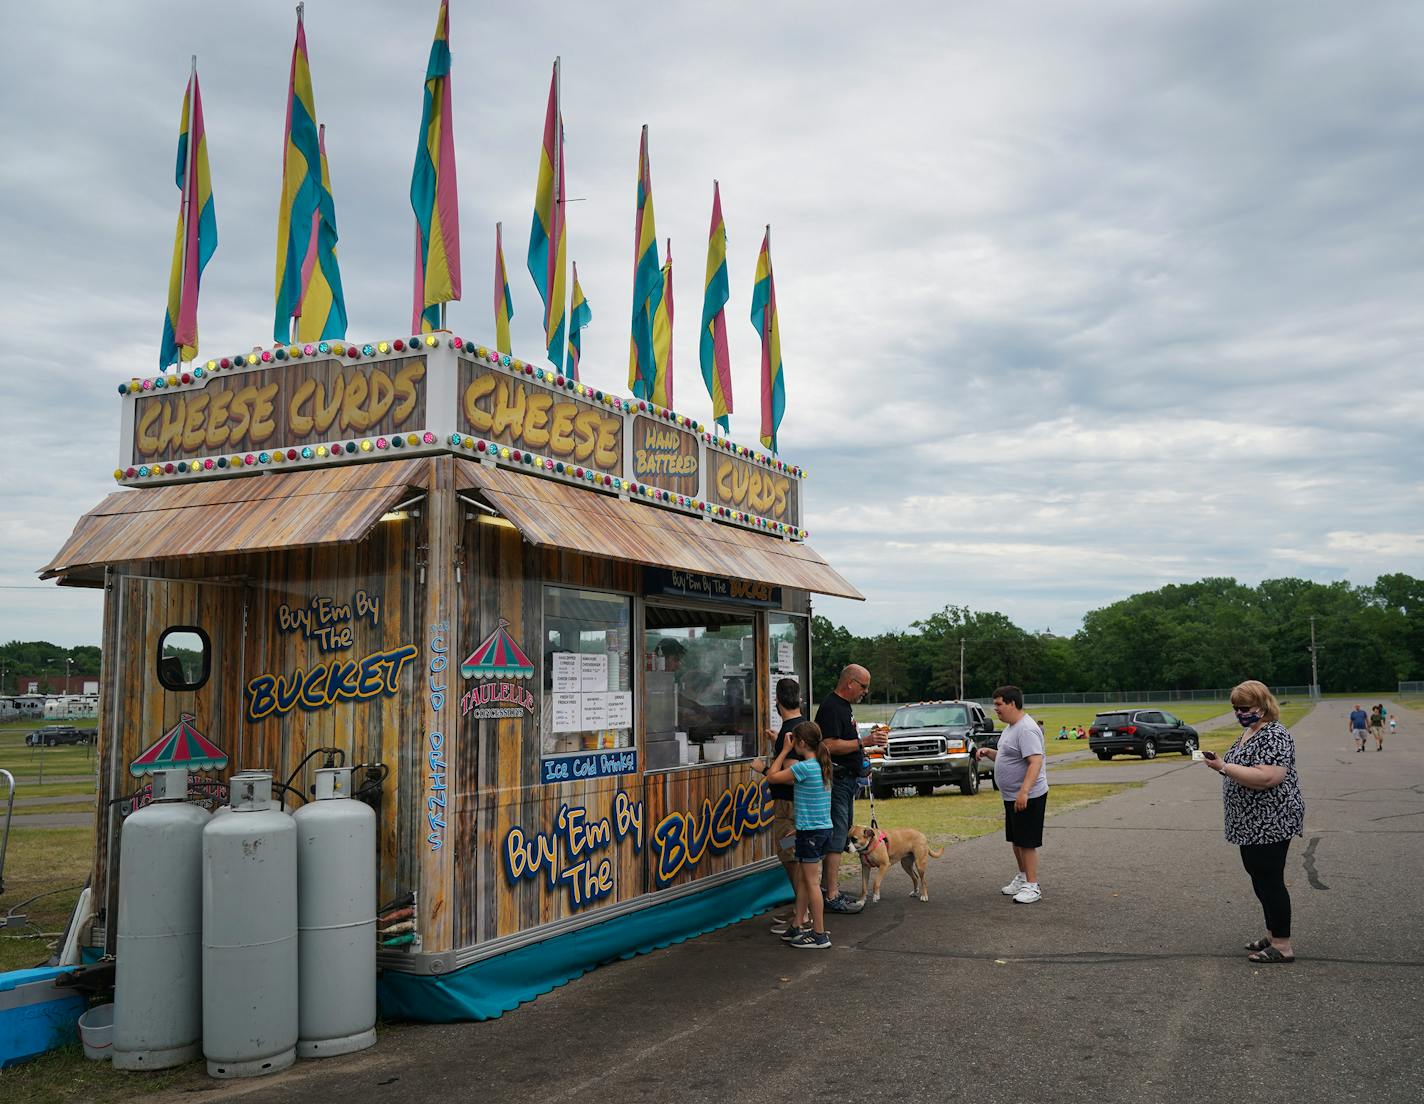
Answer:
[
  {"left": 0, "top": 827, "right": 92, "bottom": 972},
  {"left": 12, "top": 802, "right": 95, "bottom": 818},
  {"left": 0, "top": 1042, "right": 207, "bottom": 1104},
  {"left": 831, "top": 781, "right": 1138, "bottom": 890}
]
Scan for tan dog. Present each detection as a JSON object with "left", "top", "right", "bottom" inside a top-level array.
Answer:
[{"left": 848, "top": 824, "right": 945, "bottom": 903}]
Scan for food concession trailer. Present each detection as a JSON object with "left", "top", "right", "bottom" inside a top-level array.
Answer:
[{"left": 42, "top": 336, "right": 860, "bottom": 1020}]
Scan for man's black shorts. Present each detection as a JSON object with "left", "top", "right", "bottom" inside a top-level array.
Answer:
[{"left": 1004, "top": 793, "right": 1048, "bottom": 848}]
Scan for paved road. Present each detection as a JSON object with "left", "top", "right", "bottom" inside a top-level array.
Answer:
[{"left": 158, "top": 697, "right": 1420, "bottom": 1104}]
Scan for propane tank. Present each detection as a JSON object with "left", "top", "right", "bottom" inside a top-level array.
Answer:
[
  {"left": 201, "top": 771, "right": 297, "bottom": 1079},
  {"left": 293, "top": 767, "right": 377, "bottom": 1058},
  {"left": 113, "top": 768, "right": 208, "bottom": 1070}
]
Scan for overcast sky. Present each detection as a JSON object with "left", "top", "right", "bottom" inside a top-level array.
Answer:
[{"left": 1, "top": 0, "right": 1421, "bottom": 649}]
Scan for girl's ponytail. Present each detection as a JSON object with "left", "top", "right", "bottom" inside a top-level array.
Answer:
[{"left": 793, "top": 721, "right": 833, "bottom": 786}]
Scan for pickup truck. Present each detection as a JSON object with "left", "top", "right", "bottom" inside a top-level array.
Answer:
[
  {"left": 24, "top": 725, "right": 91, "bottom": 747},
  {"left": 869, "top": 701, "right": 995, "bottom": 798}
]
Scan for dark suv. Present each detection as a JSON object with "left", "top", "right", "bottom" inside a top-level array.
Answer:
[
  {"left": 25, "top": 725, "right": 89, "bottom": 747},
  {"left": 1089, "top": 710, "right": 1198, "bottom": 760},
  {"left": 870, "top": 701, "right": 994, "bottom": 798}
]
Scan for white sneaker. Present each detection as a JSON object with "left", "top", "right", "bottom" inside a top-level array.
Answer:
[
  {"left": 1001, "top": 873, "right": 1028, "bottom": 896},
  {"left": 1013, "top": 883, "right": 1042, "bottom": 904}
]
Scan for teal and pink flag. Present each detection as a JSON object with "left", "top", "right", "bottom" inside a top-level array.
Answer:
[
  {"left": 627, "top": 125, "right": 661, "bottom": 399},
  {"left": 273, "top": 7, "right": 346, "bottom": 343},
  {"left": 568, "top": 262, "right": 591, "bottom": 381},
  {"left": 159, "top": 62, "right": 217, "bottom": 369},
  {"left": 651, "top": 240, "right": 674, "bottom": 407},
  {"left": 494, "top": 222, "right": 514, "bottom": 354},
  {"left": 700, "top": 182, "right": 733, "bottom": 431},
  {"left": 410, "top": 0, "right": 461, "bottom": 333},
  {"left": 527, "top": 58, "right": 568, "bottom": 370},
  {"left": 750, "top": 226, "right": 784, "bottom": 453}
]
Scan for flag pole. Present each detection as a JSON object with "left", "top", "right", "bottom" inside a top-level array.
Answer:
[
  {"left": 177, "top": 54, "right": 198, "bottom": 366},
  {"left": 553, "top": 55, "right": 564, "bottom": 372}
]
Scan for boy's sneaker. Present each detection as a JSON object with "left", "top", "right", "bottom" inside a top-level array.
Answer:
[
  {"left": 769, "top": 916, "right": 794, "bottom": 934},
  {"left": 826, "top": 893, "right": 864, "bottom": 914},
  {"left": 789, "top": 931, "right": 832, "bottom": 950},
  {"left": 1001, "top": 872, "right": 1028, "bottom": 896},
  {"left": 1012, "top": 883, "right": 1042, "bottom": 904},
  {"left": 778, "top": 925, "right": 807, "bottom": 942}
]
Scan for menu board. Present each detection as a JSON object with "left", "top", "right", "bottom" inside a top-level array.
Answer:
[{"left": 549, "top": 651, "right": 631, "bottom": 733}]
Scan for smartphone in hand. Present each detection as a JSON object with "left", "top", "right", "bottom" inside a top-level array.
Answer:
[{"left": 1201, "top": 750, "right": 1218, "bottom": 761}]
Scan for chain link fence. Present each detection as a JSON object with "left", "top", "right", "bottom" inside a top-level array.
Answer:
[
  {"left": 1399, "top": 681, "right": 1424, "bottom": 698},
  {"left": 1019, "top": 686, "right": 1311, "bottom": 706}
]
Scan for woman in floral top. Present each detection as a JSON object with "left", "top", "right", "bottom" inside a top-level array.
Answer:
[{"left": 1201, "top": 680, "right": 1305, "bottom": 963}]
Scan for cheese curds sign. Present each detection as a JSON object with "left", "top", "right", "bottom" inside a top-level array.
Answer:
[
  {"left": 707, "top": 451, "right": 797, "bottom": 525},
  {"left": 457, "top": 358, "right": 623, "bottom": 474},
  {"left": 132, "top": 356, "right": 427, "bottom": 464}
]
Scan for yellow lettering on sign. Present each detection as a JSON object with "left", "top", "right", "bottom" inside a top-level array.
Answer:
[
  {"left": 462, "top": 373, "right": 495, "bottom": 433},
  {"left": 524, "top": 391, "right": 553, "bottom": 448},
  {"left": 492, "top": 380, "right": 527, "bottom": 437},
  {"left": 459, "top": 369, "right": 624, "bottom": 465},
  {"left": 714, "top": 456, "right": 791, "bottom": 520},
  {"left": 181, "top": 392, "right": 210, "bottom": 452}
]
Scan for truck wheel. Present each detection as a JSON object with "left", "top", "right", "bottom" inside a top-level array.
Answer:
[
  {"left": 1097, "top": 751, "right": 1112, "bottom": 761},
  {"left": 46, "top": 737, "right": 57, "bottom": 746},
  {"left": 959, "top": 770, "right": 979, "bottom": 796},
  {"left": 1142, "top": 739, "right": 1157, "bottom": 760},
  {"left": 915, "top": 783, "right": 935, "bottom": 797},
  {"left": 1181, "top": 736, "right": 1198, "bottom": 756}
]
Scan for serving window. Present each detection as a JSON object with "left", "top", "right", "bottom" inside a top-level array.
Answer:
[
  {"left": 767, "top": 611, "right": 809, "bottom": 708},
  {"left": 643, "top": 604, "right": 757, "bottom": 770},
  {"left": 541, "top": 586, "right": 634, "bottom": 762}
]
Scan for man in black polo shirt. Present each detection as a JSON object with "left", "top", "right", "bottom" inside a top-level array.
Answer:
[{"left": 815, "top": 663, "right": 885, "bottom": 913}]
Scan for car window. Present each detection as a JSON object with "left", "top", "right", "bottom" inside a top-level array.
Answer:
[
  {"left": 1136, "top": 711, "right": 1162, "bottom": 724},
  {"left": 1096, "top": 712, "right": 1129, "bottom": 726},
  {"left": 1160, "top": 711, "right": 1179, "bottom": 725},
  {"left": 890, "top": 704, "right": 970, "bottom": 729}
]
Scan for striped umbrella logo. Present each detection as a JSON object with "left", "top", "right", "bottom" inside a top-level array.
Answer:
[
  {"left": 129, "top": 713, "right": 229, "bottom": 777},
  {"left": 460, "top": 619, "right": 535, "bottom": 680}
]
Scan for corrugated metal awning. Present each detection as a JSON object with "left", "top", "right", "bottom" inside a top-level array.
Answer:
[
  {"left": 455, "top": 459, "right": 863, "bottom": 601},
  {"left": 41, "top": 459, "right": 431, "bottom": 580}
]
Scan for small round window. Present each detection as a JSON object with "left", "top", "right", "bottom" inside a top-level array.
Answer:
[{"left": 157, "top": 626, "right": 211, "bottom": 692}]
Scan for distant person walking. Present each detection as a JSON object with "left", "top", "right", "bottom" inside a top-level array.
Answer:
[
  {"left": 1201, "top": 680, "right": 1305, "bottom": 964},
  {"left": 1348, "top": 705, "right": 1369, "bottom": 752},
  {"left": 976, "top": 685, "right": 1048, "bottom": 904},
  {"left": 814, "top": 664, "right": 887, "bottom": 914},
  {"left": 1370, "top": 705, "right": 1385, "bottom": 751}
]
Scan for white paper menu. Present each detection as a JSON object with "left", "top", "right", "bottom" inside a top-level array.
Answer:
[
  {"left": 580, "top": 692, "right": 609, "bottom": 731},
  {"left": 606, "top": 691, "right": 633, "bottom": 729},
  {"left": 579, "top": 653, "right": 608, "bottom": 692},
  {"left": 551, "top": 693, "right": 581, "bottom": 732},
  {"left": 552, "top": 652, "right": 581, "bottom": 693}
]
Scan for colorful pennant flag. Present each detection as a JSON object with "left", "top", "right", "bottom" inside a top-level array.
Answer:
[
  {"left": 750, "top": 226, "right": 784, "bottom": 453},
  {"left": 410, "top": 0, "right": 461, "bottom": 333},
  {"left": 493, "top": 222, "right": 514, "bottom": 355},
  {"left": 627, "top": 125, "right": 661, "bottom": 399},
  {"left": 274, "top": 8, "right": 346, "bottom": 344},
  {"left": 159, "top": 63, "right": 217, "bottom": 369},
  {"left": 568, "top": 262, "right": 592, "bottom": 381},
  {"left": 651, "top": 240, "right": 674, "bottom": 408},
  {"left": 700, "top": 181, "right": 733, "bottom": 432},
  {"left": 527, "top": 59, "right": 568, "bottom": 370}
]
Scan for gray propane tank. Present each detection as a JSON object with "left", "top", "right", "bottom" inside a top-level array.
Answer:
[
  {"left": 113, "top": 768, "right": 209, "bottom": 1070},
  {"left": 293, "top": 767, "right": 377, "bottom": 1058},
  {"left": 201, "top": 771, "right": 297, "bottom": 1079}
]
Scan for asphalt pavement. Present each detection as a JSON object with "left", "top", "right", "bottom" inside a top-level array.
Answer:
[{"left": 149, "top": 699, "right": 1423, "bottom": 1104}]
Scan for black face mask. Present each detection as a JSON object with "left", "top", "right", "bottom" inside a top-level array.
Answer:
[{"left": 1234, "top": 710, "right": 1261, "bottom": 727}]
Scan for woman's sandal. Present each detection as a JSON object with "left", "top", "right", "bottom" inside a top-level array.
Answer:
[
  {"left": 1247, "top": 946, "right": 1295, "bottom": 964},
  {"left": 1245, "top": 937, "right": 1272, "bottom": 953}
]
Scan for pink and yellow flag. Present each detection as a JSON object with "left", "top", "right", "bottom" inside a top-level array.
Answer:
[
  {"left": 410, "top": 0, "right": 461, "bottom": 332},
  {"left": 699, "top": 181, "right": 733, "bottom": 431},
  {"left": 527, "top": 59, "right": 568, "bottom": 369},
  {"left": 627, "top": 125, "right": 661, "bottom": 398},
  {"left": 750, "top": 226, "right": 784, "bottom": 453},
  {"left": 160, "top": 63, "right": 217, "bottom": 369},
  {"left": 494, "top": 222, "right": 514, "bottom": 354},
  {"left": 650, "top": 240, "right": 674, "bottom": 408}
]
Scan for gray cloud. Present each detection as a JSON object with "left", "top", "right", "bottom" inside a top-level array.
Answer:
[{"left": 1, "top": 0, "right": 1420, "bottom": 647}]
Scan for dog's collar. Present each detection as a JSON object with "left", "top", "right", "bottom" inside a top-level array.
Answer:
[{"left": 854, "top": 829, "right": 889, "bottom": 862}]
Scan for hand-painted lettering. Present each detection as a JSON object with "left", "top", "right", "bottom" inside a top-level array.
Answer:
[
  {"left": 245, "top": 642, "right": 418, "bottom": 722},
  {"left": 649, "top": 781, "right": 775, "bottom": 887}
]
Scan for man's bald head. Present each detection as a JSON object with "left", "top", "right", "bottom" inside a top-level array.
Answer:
[{"left": 837, "top": 664, "right": 871, "bottom": 702}]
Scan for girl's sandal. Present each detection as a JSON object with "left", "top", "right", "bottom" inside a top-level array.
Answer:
[
  {"left": 1247, "top": 946, "right": 1295, "bottom": 964},
  {"left": 1245, "top": 937, "right": 1272, "bottom": 953}
]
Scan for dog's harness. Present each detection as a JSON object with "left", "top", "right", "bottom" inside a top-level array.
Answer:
[{"left": 854, "top": 829, "right": 890, "bottom": 866}]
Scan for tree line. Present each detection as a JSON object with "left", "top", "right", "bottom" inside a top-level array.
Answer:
[
  {"left": 811, "top": 574, "right": 1422, "bottom": 704},
  {"left": 0, "top": 641, "right": 102, "bottom": 695}
]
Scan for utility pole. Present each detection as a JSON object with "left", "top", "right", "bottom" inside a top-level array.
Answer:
[
  {"left": 958, "top": 638, "right": 965, "bottom": 701},
  {"left": 1308, "top": 617, "right": 1322, "bottom": 701}
]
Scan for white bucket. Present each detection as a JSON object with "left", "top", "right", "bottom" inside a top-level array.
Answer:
[
  {"left": 702, "top": 742, "right": 725, "bottom": 763},
  {"left": 77, "top": 1002, "right": 115, "bottom": 1061}
]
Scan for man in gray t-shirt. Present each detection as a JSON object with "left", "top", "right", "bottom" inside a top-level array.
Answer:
[{"left": 975, "top": 685, "right": 1049, "bottom": 904}]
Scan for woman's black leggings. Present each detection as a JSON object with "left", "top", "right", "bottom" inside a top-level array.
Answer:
[{"left": 1239, "top": 840, "right": 1292, "bottom": 938}]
